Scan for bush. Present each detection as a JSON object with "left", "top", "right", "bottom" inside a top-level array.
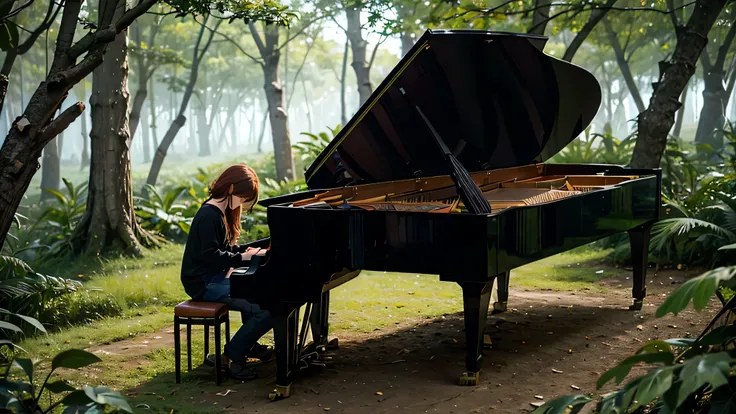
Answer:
[{"left": 36, "top": 290, "right": 123, "bottom": 329}]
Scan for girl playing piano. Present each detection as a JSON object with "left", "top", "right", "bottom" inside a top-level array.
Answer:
[{"left": 180, "top": 164, "right": 271, "bottom": 381}]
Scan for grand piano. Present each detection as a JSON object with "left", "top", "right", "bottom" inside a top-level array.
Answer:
[{"left": 231, "top": 29, "right": 661, "bottom": 400}]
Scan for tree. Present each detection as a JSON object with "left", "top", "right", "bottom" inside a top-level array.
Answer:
[
  {"left": 0, "top": 0, "right": 157, "bottom": 252},
  {"left": 72, "top": 0, "right": 153, "bottom": 255},
  {"left": 693, "top": 7, "right": 736, "bottom": 152},
  {"left": 631, "top": 0, "right": 730, "bottom": 168},
  {"left": 146, "top": 16, "right": 221, "bottom": 186}
]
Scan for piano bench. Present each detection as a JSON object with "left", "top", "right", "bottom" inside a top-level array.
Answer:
[{"left": 173, "top": 300, "right": 230, "bottom": 385}]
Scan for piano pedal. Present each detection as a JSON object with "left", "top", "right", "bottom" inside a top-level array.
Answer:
[
  {"left": 629, "top": 299, "right": 644, "bottom": 311},
  {"left": 327, "top": 338, "right": 339, "bottom": 350},
  {"left": 459, "top": 371, "right": 480, "bottom": 386},
  {"left": 492, "top": 301, "right": 507, "bottom": 314},
  {"left": 268, "top": 384, "right": 291, "bottom": 401}
]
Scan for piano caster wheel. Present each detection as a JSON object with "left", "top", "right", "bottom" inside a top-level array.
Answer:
[
  {"left": 492, "top": 301, "right": 507, "bottom": 314},
  {"left": 327, "top": 338, "right": 339, "bottom": 350},
  {"left": 459, "top": 371, "right": 480, "bottom": 386},
  {"left": 268, "top": 384, "right": 291, "bottom": 401},
  {"left": 629, "top": 299, "right": 643, "bottom": 311}
]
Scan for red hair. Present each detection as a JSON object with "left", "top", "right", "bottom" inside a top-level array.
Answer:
[{"left": 209, "top": 164, "right": 259, "bottom": 245}]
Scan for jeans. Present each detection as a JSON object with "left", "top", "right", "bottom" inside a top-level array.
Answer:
[{"left": 202, "top": 278, "right": 272, "bottom": 363}]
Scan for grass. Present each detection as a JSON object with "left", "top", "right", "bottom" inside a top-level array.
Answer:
[{"left": 11, "top": 244, "right": 623, "bottom": 413}]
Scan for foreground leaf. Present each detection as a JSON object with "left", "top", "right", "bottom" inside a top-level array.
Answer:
[
  {"left": 13, "top": 358, "right": 33, "bottom": 382},
  {"left": 530, "top": 394, "right": 592, "bottom": 414},
  {"left": 83, "top": 386, "right": 132, "bottom": 413},
  {"left": 677, "top": 352, "right": 731, "bottom": 406},
  {"left": 632, "top": 366, "right": 674, "bottom": 410},
  {"left": 656, "top": 267, "right": 736, "bottom": 317},
  {"left": 46, "top": 380, "right": 76, "bottom": 394},
  {"left": 51, "top": 350, "right": 101, "bottom": 371}
]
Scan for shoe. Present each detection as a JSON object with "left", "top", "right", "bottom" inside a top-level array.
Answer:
[
  {"left": 204, "top": 353, "right": 229, "bottom": 367},
  {"left": 248, "top": 343, "right": 273, "bottom": 362},
  {"left": 229, "top": 360, "right": 257, "bottom": 381}
]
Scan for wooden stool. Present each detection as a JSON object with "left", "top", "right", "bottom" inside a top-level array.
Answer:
[{"left": 174, "top": 300, "right": 230, "bottom": 385}]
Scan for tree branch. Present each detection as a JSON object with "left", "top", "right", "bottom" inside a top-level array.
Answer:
[
  {"left": 48, "top": 49, "right": 104, "bottom": 90},
  {"left": 38, "top": 102, "right": 85, "bottom": 144},
  {"left": 665, "top": 0, "right": 682, "bottom": 30},
  {"left": 563, "top": 0, "right": 617, "bottom": 62},
  {"left": 17, "top": 0, "right": 62, "bottom": 54},
  {"left": 5, "top": 0, "right": 34, "bottom": 19},
  {"left": 713, "top": 16, "right": 736, "bottom": 70},
  {"left": 68, "top": 0, "right": 157, "bottom": 59},
  {"left": 286, "top": 39, "right": 314, "bottom": 108},
  {"left": 276, "top": 15, "right": 328, "bottom": 50},
  {"left": 367, "top": 34, "right": 388, "bottom": 70},
  {"left": 217, "top": 29, "right": 264, "bottom": 66},
  {"left": 248, "top": 21, "right": 268, "bottom": 57}
]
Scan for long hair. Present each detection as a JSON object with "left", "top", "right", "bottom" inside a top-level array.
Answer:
[{"left": 208, "top": 164, "right": 259, "bottom": 246}]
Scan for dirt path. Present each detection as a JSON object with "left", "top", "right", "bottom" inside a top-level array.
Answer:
[{"left": 88, "top": 268, "right": 720, "bottom": 413}]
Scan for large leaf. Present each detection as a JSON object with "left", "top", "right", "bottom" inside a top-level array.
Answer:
[
  {"left": 677, "top": 352, "right": 731, "bottom": 406},
  {"left": 656, "top": 266, "right": 736, "bottom": 317},
  {"left": 42, "top": 188, "right": 69, "bottom": 206},
  {"left": 61, "top": 390, "right": 93, "bottom": 406},
  {"left": 0, "top": 321, "right": 21, "bottom": 332},
  {"left": 12, "top": 358, "right": 33, "bottom": 382},
  {"left": 51, "top": 349, "right": 101, "bottom": 371},
  {"left": 0, "top": 309, "right": 46, "bottom": 333},
  {"left": 530, "top": 394, "right": 591, "bottom": 414},
  {"left": 597, "top": 351, "right": 675, "bottom": 389},
  {"left": 45, "top": 380, "right": 76, "bottom": 394},
  {"left": 0, "top": 378, "right": 33, "bottom": 394},
  {"left": 631, "top": 366, "right": 675, "bottom": 410},
  {"left": 83, "top": 386, "right": 132, "bottom": 413}
]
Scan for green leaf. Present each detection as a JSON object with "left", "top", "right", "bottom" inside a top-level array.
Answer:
[
  {"left": 0, "top": 320, "right": 21, "bottom": 332},
  {"left": 12, "top": 358, "right": 33, "bottom": 382},
  {"left": 696, "top": 325, "right": 736, "bottom": 347},
  {"left": 45, "top": 380, "right": 76, "bottom": 394},
  {"left": 530, "top": 394, "right": 591, "bottom": 414},
  {"left": 61, "top": 390, "right": 93, "bottom": 406},
  {"left": 656, "top": 267, "right": 736, "bottom": 317},
  {"left": 677, "top": 352, "right": 731, "bottom": 406},
  {"left": 664, "top": 338, "right": 695, "bottom": 348},
  {"left": 718, "top": 243, "right": 736, "bottom": 250},
  {"left": 0, "top": 23, "right": 11, "bottom": 51},
  {"left": 42, "top": 188, "right": 69, "bottom": 206},
  {"left": 632, "top": 366, "right": 674, "bottom": 409},
  {"left": 0, "top": 309, "right": 46, "bottom": 333},
  {"left": 597, "top": 351, "right": 675, "bottom": 389},
  {"left": 51, "top": 349, "right": 101, "bottom": 371},
  {"left": 0, "top": 378, "right": 33, "bottom": 394},
  {"left": 83, "top": 386, "right": 132, "bottom": 413}
]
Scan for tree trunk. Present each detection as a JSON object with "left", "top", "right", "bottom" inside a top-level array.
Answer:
[
  {"left": 129, "top": 23, "right": 148, "bottom": 140},
  {"left": 631, "top": 0, "right": 728, "bottom": 169},
  {"left": 73, "top": 13, "right": 148, "bottom": 255},
  {"left": 693, "top": 19, "right": 736, "bottom": 152},
  {"left": 147, "top": 18, "right": 218, "bottom": 186},
  {"left": 340, "top": 38, "right": 349, "bottom": 126},
  {"left": 603, "top": 18, "right": 646, "bottom": 113},
  {"left": 198, "top": 104, "right": 211, "bottom": 156},
  {"left": 148, "top": 76, "right": 158, "bottom": 150},
  {"left": 40, "top": 137, "right": 60, "bottom": 201},
  {"left": 141, "top": 100, "right": 151, "bottom": 162},
  {"left": 301, "top": 76, "right": 312, "bottom": 132},
  {"left": 261, "top": 29, "right": 294, "bottom": 181},
  {"left": 257, "top": 106, "right": 268, "bottom": 153},
  {"left": 346, "top": 5, "right": 372, "bottom": 105},
  {"left": 528, "top": 0, "right": 552, "bottom": 35},
  {"left": 673, "top": 83, "right": 688, "bottom": 138}
]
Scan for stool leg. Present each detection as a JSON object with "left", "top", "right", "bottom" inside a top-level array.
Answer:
[
  {"left": 203, "top": 321, "right": 209, "bottom": 364},
  {"left": 225, "top": 314, "right": 230, "bottom": 343},
  {"left": 174, "top": 316, "right": 181, "bottom": 384},
  {"left": 215, "top": 318, "right": 222, "bottom": 385},
  {"left": 186, "top": 321, "right": 192, "bottom": 372}
]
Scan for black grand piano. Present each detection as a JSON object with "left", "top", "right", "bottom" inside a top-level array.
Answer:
[{"left": 232, "top": 29, "right": 661, "bottom": 400}]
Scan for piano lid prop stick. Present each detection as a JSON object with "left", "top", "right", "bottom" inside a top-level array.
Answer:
[{"left": 399, "top": 87, "right": 491, "bottom": 215}]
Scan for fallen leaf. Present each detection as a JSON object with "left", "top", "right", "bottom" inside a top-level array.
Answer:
[
  {"left": 309, "top": 388, "right": 320, "bottom": 395},
  {"left": 585, "top": 336, "right": 590, "bottom": 340},
  {"left": 376, "top": 391, "right": 383, "bottom": 396},
  {"left": 64, "top": 340, "right": 70, "bottom": 344},
  {"left": 568, "top": 348, "right": 573, "bottom": 354},
  {"left": 452, "top": 338, "right": 458, "bottom": 343},
  {"left": 547, "top": 314, "right": 552, "bottom": 319},
  {"left": 551, "top": 369, "right": 563, "bottom": 374},
  {"left": 636, "top": 325, "right": 644, "bottom": 331},
  {"left": 530, "top": 402, "right": 544, "bottom": 407},
  {"left": 216, "top": 389, "right": 235, "bottom": 397},
  {"left": 545, "top": 332, "right": 553, "bottom": 335},
  {"left": 134, "top": 404, "right": 150, "bottom": 409},
  {"left": 534, "top": 395, "right": 544, "bottom": 400},
  {"left": 570, "top": 385, "right": 580, "bottom": 390},
  {"left": 390, "top": 359, "right": 406, "bottom": 364},
  {"left": 323, "top": 408, "right": 330, "bottom": 411},
  {"left": 668, "top": 324, "right": 677, "bottom": 328},
  {"left": 77, "top": 274, "right": 84, "bottom": 278},
  {"left": 601, "top": 342, "right": 614, "bottom": 347},
  {"left": 397, "top": 348, "right": 412, "bottom": 355}
]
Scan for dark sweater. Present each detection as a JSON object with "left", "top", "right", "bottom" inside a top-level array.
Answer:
[{"left": 180, "top": 203, "right": 247, "bottom": 299}]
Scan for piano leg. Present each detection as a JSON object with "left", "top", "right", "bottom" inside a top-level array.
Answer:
[
  {"left": 492, "top": 272, "right": 510, "bottom": 314},
  {"left": 628, "top": 223, "right": 653, "bottom": 311},
  {"left": 458, "top": 280, "right": 493, "bottom": 386},
  {"left": 269, "top": 308, "right": 298, "bottom": 401},
  {"left": 310, "top": 291, "right": 338, "bottom": 351}
]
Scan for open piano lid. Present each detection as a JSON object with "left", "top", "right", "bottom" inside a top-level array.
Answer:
[{"left": 305, "top": 30, "right": 602, "bottom": 189}]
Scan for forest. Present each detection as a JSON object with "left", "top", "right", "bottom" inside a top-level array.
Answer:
[{"left": 1, "top": 0, "right": 735, "bottom": 413}]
